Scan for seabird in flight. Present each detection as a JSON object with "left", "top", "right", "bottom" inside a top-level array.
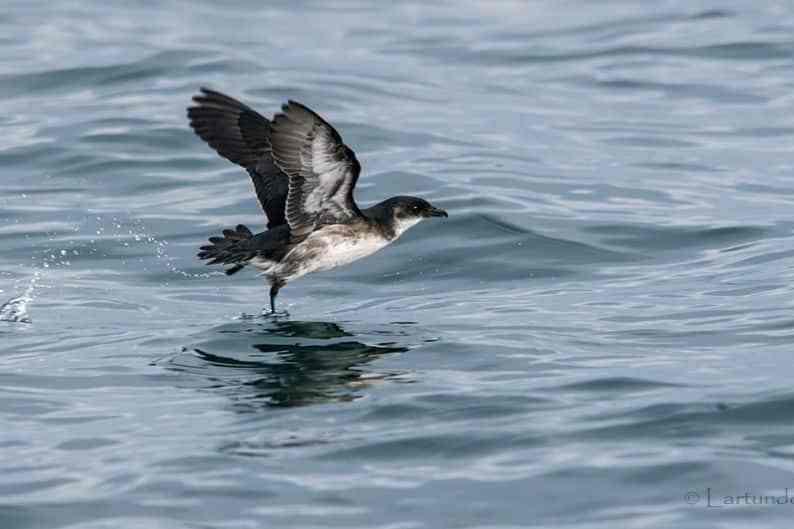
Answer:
[{"left": 187, "top": 88, "right": 447, "bottom": 313}]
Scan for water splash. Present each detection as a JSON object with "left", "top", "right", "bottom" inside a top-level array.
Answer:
[
  {"left": 0, "top": 269, "right": 40, "bottom": 323},
  {"left": 90, "top": 216, "right": 220, "bottom": 280},
  {"left": 0, "top": 215, "right": 222, "bottom": 324},
  {"left": 0, "top": 234, "right": 77, "bottom": 324},
  {"left": 127, "top": 218, "right": 221, "bottom": 280}
]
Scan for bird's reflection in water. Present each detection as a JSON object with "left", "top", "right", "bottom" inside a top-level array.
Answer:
[{"left": 169, "top": 317, "right": 417, "bottom": 409}]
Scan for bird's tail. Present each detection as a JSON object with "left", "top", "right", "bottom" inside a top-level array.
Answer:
[{"left": 197, "top": 224, "right": 255, "bottom": 276}]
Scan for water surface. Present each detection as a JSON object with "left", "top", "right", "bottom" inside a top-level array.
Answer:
[{"left": 2, "top": 1, "right": 794, "bottom": 527}]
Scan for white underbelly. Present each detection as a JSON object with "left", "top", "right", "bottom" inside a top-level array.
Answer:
[{"left": 277, "top": 225, "right": 390, "bottom": 280}]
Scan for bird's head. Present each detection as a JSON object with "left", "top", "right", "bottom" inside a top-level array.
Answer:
[{"left": 379, "top": 196, "right": 447, "bottom": 238}]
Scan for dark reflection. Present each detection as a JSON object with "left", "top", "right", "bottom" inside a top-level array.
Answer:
[{"left": 169, "top": 318, "right": 413, "bottom": 410}]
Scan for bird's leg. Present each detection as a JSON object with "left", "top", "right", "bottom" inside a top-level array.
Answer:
[{"left": 269, "top": 279, "right": 285, "bottom": 314}]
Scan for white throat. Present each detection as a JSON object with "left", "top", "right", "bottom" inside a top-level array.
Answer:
[{"left": 392, "top": 216, "right": 423, "bottom": 239}]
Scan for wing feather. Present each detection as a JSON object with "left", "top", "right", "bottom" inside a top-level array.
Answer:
[
  {"left": 187, "top": 88, "right": 289, "bottom": 229},
  {"left": 269, "top": 101, "right": 362, "bottom": 237}
]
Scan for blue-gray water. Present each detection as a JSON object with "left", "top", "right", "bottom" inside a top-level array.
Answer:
[{"left": 2, "top": 1, "right": 794, "bottom": 527}]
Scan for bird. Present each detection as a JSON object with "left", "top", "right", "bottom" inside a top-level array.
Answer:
[{"left": 187, "top": 88, "right": 448, "bottom": 313}]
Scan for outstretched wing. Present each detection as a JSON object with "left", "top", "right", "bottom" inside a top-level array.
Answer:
[
  {"left": 187, "top": 88, "right": 288, "bottom": 229},
  {"left": 269, "top": 101, "right": 362, "bottom": 238}
]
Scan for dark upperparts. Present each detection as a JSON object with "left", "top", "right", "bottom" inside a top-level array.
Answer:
[
  {"left": 188, "top": 88, "right": 446, "bottom": 238},
  {"left": 188, "top": 88, "right": 362, "bottom": 233}
]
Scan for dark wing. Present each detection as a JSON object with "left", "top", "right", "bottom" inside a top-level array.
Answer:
[
  {"left": 187, "top": 88, "right": 288, "bottom": 229},
  {"left": 269, "top": 101, "right": 362, "bottom": 238}
]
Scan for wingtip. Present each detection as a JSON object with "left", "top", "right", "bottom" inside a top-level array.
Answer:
[
  {"left": 190, "top": 86, "right": 210, "bottom": 102},
  {"left": 190, "top": 86, "right": 232, "bottom": 106}
]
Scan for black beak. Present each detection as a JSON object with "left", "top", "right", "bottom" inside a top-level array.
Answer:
[{"left": 428, "top": 207, "right": 448, "bottom": 218}]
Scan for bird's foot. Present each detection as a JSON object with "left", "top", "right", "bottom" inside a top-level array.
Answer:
[
  {"left": 262, "top": 308, "right": 290, "bottom": 319},
  {"left": 235, "top": 309, "right": 289, "bottom": 321}
]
